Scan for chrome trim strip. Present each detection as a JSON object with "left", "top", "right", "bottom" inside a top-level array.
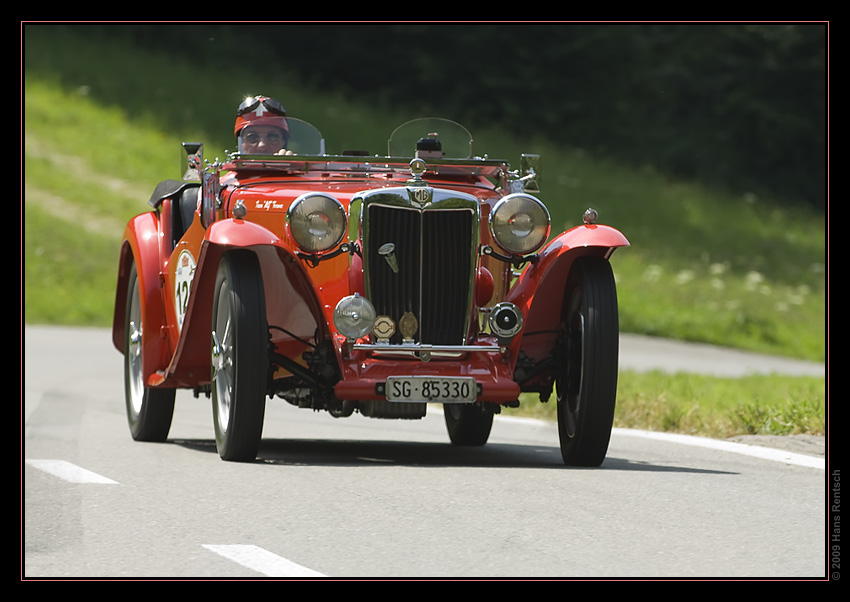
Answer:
[{"left": 352, "top": 343, "right": 501, "bottom": 353}]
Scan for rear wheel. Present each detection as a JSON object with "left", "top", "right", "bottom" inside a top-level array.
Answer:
[
  {"left": 556, "top": 256, "right": 619, "bottom": 466},
  {"left": 444, "top": 403, "right": 493, "bottom": 446},
  {"left": 124, "top": 262, "right": 175, "bottom": 441},
  {"left": 211, "top": 251, "right": 269, "bottom": 462}
]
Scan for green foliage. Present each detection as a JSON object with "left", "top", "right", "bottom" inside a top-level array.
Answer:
[
  {"left": 510, "top": 372, "right": 825, "bottom": 438},
  {"left": 24, "top": 203, "right": 119, "bottom": 325},
  {"left": 613, "top": 371, "right": 825, "bottom": 437},
  {"left": 66, "top": 22, "right": 825, "bottom": 208}
]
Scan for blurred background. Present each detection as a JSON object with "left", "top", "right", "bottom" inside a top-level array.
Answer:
[
  {"left": 27, "top": 22, "right": 826, "bottom": 207},
  {"left": 23, "top": 22, "right": 827, "bottom": 364}
]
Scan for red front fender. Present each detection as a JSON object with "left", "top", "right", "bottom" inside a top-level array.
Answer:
[
  {"left": 157, "top": 218, "right": 334, "bottom": 387},
  {"left": 159, "top": 219, "right": 278, "bottom": 384},
  {"left": 506, "top": 223, "right": 629, "bottom": 352},
  {"left": 205, "top": 217, "right": 280, "bottom": 247}
]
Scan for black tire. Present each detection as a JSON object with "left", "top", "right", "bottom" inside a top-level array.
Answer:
[
  {"left": 556, "top": 256, "right": 619, "bottom": 466},
  {"left": 444, "top": 404, "right": 494, "bottom": 446},
  {"left": 210, "top": 251, "right": 269, "bottom": 462},
  {"left": 124, "top": 262, "right": 175, "bottom": 441}
]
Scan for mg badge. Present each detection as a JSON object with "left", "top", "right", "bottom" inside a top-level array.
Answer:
[{"left": 412, "top": 187, "right": 431, "bottom": 205}]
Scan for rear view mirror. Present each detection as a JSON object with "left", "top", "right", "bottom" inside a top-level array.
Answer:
[
  {"left": 519, "top": 154, "right": 540, "bottom": 193},
  {"left": 182, "top": 142, "right": 204, "bottom": 181}
]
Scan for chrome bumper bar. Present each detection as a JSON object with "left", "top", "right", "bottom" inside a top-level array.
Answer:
[{"left": 350, "top": 342, "right": 503, "bottom": 361}]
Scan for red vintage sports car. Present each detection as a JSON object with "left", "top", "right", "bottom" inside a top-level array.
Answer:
[{"left": 112, "top": 100, "right": 629, "bottom": 465}]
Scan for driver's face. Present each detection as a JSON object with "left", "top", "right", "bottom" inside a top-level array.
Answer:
[{"left": 241, "top": 125, "right": 285, "bottom": 154}]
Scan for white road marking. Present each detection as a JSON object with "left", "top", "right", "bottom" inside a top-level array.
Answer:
[
  {"left": 202, "top": 545, "right": 326, "bottom": 578},
  {"left": 613, "top": 428, "right": 825, "bottom": 470},
  {"left": 493, "top": 415, "right": 825, "bottom": 469},
  {"left": 25, "top": 459, "right": 118, "bottom": 484}
]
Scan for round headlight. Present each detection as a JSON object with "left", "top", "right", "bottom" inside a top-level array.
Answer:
[
  {"left": 489, "top": 193, "right": 551, "bottom": 255},
  {"left": 333, "top": 294, "right": 377, "bottom": 340},
  {"left": 287, "top": 193, "right": 347, "bottom": 253}
]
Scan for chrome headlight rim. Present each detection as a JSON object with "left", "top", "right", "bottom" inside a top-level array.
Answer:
[
  {"left": 489, "top": 193, "right": 551, "bottom": 255},
  {"left": 287, "top": 192, "right": 347, "bottom": 254}
]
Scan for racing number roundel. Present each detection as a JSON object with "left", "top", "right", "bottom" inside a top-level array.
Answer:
[{"left": 174, "top": 249, "right": 196, "bottom": 330}]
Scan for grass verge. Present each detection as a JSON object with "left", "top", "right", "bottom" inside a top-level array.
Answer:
[{"left": 506, "top": 371, "right": 825, "bottom": 438}]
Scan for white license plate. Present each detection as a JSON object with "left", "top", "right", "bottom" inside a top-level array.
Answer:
[{"left": 385, "top": 376, "right": 476, "bottom": 403}]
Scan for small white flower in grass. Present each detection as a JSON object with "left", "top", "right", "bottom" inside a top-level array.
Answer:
[
  {"left": 709, "top": 262, "right": 728, "bottom": 275},
  {"left": 745, "top": 271, "right": 764, "bottom": 291},
  {"left": 675, "top": 269, "right": 694, "bottom": 284},
  {"left": 643, "top": 265, "right": 662, "bottom": 283}
]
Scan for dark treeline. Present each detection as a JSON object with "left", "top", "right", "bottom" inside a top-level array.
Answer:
[{"left": 82, "top": 23, "right": 828, "bottom": 209}]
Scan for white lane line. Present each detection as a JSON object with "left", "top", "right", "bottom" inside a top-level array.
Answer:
[
  {"left": 25, "top": 459, "right": 119, "bottom": 484},
  {"left": 493, "top": 415, "right": 825, "bottom": 469},
  {"left": 202, "top": 545, "right": 326, "bottom": 578},
  {"left": 613, "top": 428, "right": 826, "bottom": 470}
]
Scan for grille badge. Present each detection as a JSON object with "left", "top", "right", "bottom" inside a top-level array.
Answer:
[
  {"left": 399, "top": 312, "right": 419, "bottom": 343},
  {"left": 411, "top": 187, "right": 432, "bottom": 206},
  {"left": 372, "top": 315, "right": 396, "bottom": 343}
]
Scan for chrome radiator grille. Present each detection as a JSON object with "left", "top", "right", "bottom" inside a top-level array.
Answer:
[{"left": 365, "top": 204, "right": 475, "bottom": 345}]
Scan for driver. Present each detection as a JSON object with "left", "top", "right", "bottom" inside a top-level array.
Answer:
[{"left": 235, "top": 95, "right": 292, "bottom": 154}]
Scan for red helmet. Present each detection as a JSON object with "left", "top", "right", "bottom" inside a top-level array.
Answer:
[{"left": 234, "top": 95, "right": 289, "bottom": 137}]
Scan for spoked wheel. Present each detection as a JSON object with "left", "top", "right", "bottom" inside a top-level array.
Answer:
[
  {"left": 444, "top": 403, "right": 493, "bottom": 446},
  {"left": 211, "top": 251, "right": 269, "bottom": 462},
  {"left": 124, "top": 262, "right": 175, "bottom": 441},
  {"left": 556, "top": 256, "right": 619, "bottom": 466}
]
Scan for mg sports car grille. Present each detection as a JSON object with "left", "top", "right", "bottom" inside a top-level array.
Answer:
[{"left": 366, "top": 204, "right": 474, "bottom": 345}]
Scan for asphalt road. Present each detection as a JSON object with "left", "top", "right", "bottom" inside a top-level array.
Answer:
[
  {"left": 22, "top": 326, "right": 828, "bottom": 579},
  {"left": 618, "top": 333, "right": 825, "bottom": 378}
]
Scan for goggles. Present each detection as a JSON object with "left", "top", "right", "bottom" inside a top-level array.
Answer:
[{"left": 237, "top": 96, "right": 287, "bottom": 117}]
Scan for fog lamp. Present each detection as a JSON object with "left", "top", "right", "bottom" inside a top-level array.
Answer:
[{"left": 333, "top": 294, "right": 377, "bottom": 340}]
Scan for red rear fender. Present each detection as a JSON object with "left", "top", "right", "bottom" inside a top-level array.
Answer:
[{"left": 112, "top": 212, "right": 171, "bottom": 377}]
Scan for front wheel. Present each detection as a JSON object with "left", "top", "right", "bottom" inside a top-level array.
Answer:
[
  {"left": 124, "top": 262, "right": 175, "bottom": 441},
  {"left": 211, "top": 251, "right": 269, "bottom": 462},
  {"left": 556, "top": 256, "right": 619, "bottom": 466}
]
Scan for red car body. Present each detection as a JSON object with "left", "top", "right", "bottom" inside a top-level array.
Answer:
[{"left": 113, "top": 118, "right": 629, "bottom": 464}]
